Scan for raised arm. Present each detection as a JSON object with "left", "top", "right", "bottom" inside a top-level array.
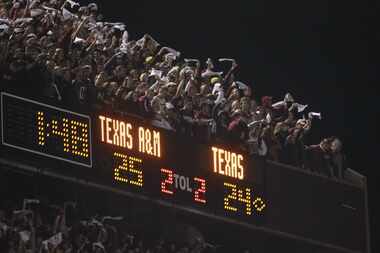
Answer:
[
  {"left": 70, "top": 16, "right": 89, "bottom": 45},
  {"left": 103, "top": 51, "right": 123, "bottom": 72},
  {"left": 221, "top": 59, "right": 238, "bottom": 88},
  {"left": 184, "top": 58, "right": 201, "bottom": 80}
]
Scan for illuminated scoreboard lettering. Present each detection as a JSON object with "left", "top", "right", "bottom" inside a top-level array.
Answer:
[
  {"left": 98, "top": 115, "right": 161, "bottom": 158},
  {"left": 211, "top": 146, "right": 244, "bottom": 180},
  {"left": 1, "top": 93, "right": 92, "bottom": 167}
]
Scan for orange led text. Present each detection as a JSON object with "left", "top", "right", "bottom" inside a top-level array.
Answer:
[{"left": 211, "top": 147, "right": 244, "bottom": 180}]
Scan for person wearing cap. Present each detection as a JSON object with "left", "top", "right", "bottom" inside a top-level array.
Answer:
[
  {"left": 305, "top": 137, "right": 345, "bottom": 179},
  {"left": 165, "top": 81, "right": 177, "bottom": 98},
  {"left": 254, "top": 95, "right": 273, "bottom": 121},
  {"left": 167, "top": 65, "right": 180, "bottom": 82},
  {"left": 138, "top": 72, "right": 147, "bottom": 83},
  {"left": 213, "top": 104, "right": 230, "bottom": 140},
  {"left": 261, "top": 95, "right": 273, "bottom": 109},
  {"left": 284, "top": 118, "right": 311, "bottom": 167},
  {"left": 210, "top": 76, "right": 220, "bottom": 86},
  {"left": 88, "top": 3, "right": 98, "bottom": 15},
  {"left": 272, "top": 92, "right": 297, "bottom": 122},
  {"left": 24, "top": 35, "right": 41, "bottom": 59},
  {"left": 228, "top": 109, "right": 248, "bottom": 143},
  {"left": 70, "top": 64, "right": 93, "bottom": 107},
  {"left": 304, "top": 138, "right": 334, "bottom": 175},
  {"left": 200, "top": 76, "right": 219, "bottom": 98}
]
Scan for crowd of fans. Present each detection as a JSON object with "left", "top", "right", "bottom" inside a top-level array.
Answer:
[
  {"left": 0, "top": 0, "right": 345, "bottom": 178},
  {"left": 0, "top": 198, "right": 254, "bottom": 253}
]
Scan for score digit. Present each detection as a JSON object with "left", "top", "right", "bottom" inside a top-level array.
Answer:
[
  {"left": 194, "top": 177, "right": 207, "bottom": 204},
  {"left": 114, "top": 152, "right": 143, "bottom": 187},
  {"left": 37, "top": 111, "right": 45, "bottom": 145},
  {"left": 223, "top": 182, "right": 266, "bottom": 215},
  {"left": 224, "top": 182, "right": 238, "bottom": 212},
  {"left": 161, "top": 168, "right": 174, "bottom": 195},
  {"left": 238, "top": 188, "right": 252, "bottom": 215}
]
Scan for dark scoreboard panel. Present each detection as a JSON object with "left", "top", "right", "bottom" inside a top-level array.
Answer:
[
  {"left": 1, "top": 92, "right": 267, "bottom": 225},
  {"left": 1, "top": 92, "right": 368, "bottom": 252}
]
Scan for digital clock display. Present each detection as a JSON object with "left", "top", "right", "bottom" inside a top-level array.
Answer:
[
  {"left": 1, "top": 92, "right": 267, "bottom": 224},
  {"left": 1, "top": 93, "right": 92, "bottom": 167}
]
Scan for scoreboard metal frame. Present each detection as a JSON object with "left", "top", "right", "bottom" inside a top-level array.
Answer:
[{"left": 0, "top": 91, "right": 369, "bottom": 253}]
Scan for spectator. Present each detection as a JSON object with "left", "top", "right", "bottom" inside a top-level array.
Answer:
[{"left": 328, "top": 137, "right": 345, "bottom": 179}]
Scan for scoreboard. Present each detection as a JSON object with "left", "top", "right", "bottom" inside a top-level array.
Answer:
[
  {"left": 0, "top": 91, "right": 369, "bottom": 253},
  {"left": 1, "top": 92, "right": 266, "bottom": 224}
]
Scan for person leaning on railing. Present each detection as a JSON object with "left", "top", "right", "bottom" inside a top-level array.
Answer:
[{"left": 304, "top": 137, "right": 345, "bottom": 178}]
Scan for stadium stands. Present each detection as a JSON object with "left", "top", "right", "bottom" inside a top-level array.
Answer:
[{"left": 0, "top": 0, "right": 346, "bottom": 178}]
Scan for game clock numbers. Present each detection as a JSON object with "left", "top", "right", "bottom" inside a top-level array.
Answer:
[
  {"left": 1, "top": 92, "right": 267, "bottom": 223},
  {"left": 1, "top": 93, "right": 92, "bottom": 167}
]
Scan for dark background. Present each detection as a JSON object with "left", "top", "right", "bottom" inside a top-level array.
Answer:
[{"left": 85, "top": 0, "right": 377, "bottom": 251}]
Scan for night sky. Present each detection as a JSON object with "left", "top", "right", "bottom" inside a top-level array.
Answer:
[{"left": 90, "top": 0, "right": 378, "bottom": 250}]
